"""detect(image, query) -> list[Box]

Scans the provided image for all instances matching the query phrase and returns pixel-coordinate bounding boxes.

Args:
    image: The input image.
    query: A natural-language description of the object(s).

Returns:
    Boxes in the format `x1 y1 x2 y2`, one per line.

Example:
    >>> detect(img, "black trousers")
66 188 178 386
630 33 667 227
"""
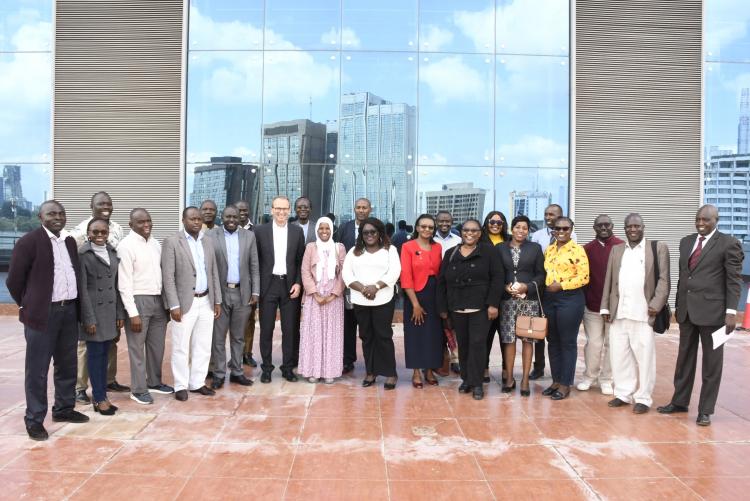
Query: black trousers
533 335 547 371
451 309 491 387
24 302 78 426
259 276 300 373
343 307 358 366
671 320 724 415
354 301 396 377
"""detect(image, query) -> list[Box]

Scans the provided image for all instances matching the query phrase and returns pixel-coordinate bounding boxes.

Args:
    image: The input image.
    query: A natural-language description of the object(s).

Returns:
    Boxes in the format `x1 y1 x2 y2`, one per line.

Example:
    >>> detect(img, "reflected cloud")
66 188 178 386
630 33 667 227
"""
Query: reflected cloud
421 56 489 103
420 25 454 51
705 0 750 56
498 135 568 168
320 27 360 48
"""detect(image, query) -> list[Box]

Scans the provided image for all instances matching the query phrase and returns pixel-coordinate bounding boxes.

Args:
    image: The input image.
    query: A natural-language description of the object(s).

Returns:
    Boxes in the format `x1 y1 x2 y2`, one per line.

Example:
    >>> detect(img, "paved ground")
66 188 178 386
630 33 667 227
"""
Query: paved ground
0 315 748 500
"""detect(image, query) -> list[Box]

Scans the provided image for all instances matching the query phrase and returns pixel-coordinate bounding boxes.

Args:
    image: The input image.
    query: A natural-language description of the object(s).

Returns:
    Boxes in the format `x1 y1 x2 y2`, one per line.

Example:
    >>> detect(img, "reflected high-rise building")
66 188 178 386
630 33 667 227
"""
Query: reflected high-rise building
261 119 327 220
2 165 31 211
704 87 750 239
190 156 259 220
333 92 416 224
510 190 552 229
322 120 338 216
422 182 486 222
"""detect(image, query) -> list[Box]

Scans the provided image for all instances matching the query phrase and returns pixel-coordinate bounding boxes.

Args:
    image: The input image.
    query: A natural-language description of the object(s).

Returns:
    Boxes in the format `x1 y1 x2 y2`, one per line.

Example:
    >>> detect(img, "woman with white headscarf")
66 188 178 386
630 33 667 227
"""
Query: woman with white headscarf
298 217 347 383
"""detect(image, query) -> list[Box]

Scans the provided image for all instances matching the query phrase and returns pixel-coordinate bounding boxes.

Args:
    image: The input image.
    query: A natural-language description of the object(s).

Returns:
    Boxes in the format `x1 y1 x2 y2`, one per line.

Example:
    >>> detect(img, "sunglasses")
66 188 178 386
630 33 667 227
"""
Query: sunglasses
554 226 572 232
462 228 481 233
361 229 378 236
488 219 503 225
89 230 109 236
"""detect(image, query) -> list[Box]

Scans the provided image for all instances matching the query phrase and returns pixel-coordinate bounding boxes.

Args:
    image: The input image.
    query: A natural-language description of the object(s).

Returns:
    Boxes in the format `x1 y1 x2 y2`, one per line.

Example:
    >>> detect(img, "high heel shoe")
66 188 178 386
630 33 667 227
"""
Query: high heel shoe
362 375 376 387
501 378 516 393
520 378 530 397
384 377 397 390
93 401 116 416
550 385 571 400
412 377 423 389
542 383 559 396
423 369 438 386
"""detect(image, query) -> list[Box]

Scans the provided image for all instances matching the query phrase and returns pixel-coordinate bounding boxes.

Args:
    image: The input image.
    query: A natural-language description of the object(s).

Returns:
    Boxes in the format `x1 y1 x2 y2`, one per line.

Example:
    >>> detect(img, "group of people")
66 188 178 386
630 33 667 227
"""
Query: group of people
7 191 742 441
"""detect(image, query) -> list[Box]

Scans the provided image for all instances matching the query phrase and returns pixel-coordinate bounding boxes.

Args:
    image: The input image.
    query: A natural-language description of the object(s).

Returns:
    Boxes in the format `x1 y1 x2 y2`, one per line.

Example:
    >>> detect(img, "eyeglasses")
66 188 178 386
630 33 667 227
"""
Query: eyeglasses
361 229 378 236
418 225 435 230
488 219 503 226
89 230 108 236
462 228 481 233
272 206 290 211
554 226 572 232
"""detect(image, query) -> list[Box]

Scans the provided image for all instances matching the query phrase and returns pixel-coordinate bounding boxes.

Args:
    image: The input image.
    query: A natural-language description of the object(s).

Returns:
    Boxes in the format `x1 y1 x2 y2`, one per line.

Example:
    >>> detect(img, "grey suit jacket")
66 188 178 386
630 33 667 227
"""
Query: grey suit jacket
209 227 260 305
600 239 670 326
675 231 743 326
293 219 317 244
161 230 221 315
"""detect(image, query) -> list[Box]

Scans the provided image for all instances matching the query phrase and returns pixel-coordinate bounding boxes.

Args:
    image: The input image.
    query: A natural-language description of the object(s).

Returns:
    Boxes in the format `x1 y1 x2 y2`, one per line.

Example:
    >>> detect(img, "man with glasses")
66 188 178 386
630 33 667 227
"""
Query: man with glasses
579 215 622 395
530 204 577 380
254 196 306 383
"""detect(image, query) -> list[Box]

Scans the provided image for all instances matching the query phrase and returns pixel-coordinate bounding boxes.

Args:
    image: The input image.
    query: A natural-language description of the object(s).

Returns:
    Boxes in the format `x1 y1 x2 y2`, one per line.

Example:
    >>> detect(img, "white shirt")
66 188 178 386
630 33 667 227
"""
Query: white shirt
272 222 288 275
185 230 208 295
531 226 578 253
435 231 461 257
342 246 401 306
71 217 124 250
117 231 163 317
299 221 310 241
615 239 649 322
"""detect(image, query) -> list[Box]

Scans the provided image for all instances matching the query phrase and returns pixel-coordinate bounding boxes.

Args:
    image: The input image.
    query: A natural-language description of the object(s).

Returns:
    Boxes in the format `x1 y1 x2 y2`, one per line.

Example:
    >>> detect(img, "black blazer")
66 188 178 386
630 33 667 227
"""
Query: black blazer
676 231 743 326
6 227 81 331
498 241 546 300
254 222 306 296
334 220 357 252
437 242 504 313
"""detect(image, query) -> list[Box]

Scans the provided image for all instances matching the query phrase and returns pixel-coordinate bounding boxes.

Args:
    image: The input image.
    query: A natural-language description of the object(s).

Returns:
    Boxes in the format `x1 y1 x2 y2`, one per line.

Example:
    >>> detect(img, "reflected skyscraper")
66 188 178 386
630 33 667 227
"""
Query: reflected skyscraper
2 165 31 211
190 156 259 218
334 92 416 224
510 190 552 227
423 183 486 222
261 119 327 220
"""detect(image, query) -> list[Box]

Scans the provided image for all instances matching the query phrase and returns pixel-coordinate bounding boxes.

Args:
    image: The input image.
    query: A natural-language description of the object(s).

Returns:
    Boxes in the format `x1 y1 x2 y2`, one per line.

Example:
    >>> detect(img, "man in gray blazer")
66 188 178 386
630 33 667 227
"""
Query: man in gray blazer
208 205 260 389
658 205 743 426
162 206 222 401
600 214 670 414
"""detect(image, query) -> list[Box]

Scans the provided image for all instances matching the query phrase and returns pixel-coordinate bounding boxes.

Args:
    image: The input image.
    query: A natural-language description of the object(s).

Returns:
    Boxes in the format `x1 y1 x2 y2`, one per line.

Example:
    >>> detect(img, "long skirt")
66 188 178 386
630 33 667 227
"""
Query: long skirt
298 288 345 379
403 276 443 369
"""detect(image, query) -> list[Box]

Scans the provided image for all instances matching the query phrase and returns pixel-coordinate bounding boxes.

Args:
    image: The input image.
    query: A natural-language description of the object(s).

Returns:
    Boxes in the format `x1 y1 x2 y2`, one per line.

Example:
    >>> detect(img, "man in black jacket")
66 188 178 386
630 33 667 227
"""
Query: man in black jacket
6 201 90 440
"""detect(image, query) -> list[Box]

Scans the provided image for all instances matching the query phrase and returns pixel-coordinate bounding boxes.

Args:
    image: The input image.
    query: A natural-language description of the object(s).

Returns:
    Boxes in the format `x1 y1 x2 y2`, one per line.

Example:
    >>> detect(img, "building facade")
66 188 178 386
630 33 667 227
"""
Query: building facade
423 183 487 223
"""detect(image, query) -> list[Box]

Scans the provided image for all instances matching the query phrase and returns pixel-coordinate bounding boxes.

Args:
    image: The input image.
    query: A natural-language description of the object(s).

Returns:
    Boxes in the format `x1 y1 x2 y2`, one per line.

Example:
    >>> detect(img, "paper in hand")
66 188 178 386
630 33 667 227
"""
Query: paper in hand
711 325 736 350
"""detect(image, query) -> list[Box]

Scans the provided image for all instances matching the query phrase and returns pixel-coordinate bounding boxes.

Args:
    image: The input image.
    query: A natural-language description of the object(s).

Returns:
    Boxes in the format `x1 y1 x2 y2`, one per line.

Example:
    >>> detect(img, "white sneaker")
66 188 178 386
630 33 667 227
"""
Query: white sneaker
600 382 614 395
576 379 594 391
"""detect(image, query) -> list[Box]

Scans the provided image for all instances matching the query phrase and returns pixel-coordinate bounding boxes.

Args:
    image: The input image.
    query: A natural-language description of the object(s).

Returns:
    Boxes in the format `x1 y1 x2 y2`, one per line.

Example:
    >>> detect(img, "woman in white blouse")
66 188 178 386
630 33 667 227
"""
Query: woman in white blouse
342 217 402 390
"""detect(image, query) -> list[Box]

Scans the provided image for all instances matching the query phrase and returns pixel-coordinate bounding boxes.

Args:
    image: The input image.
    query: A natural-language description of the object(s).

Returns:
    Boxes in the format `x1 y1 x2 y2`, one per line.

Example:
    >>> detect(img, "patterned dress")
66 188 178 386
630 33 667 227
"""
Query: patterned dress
298 249 345 379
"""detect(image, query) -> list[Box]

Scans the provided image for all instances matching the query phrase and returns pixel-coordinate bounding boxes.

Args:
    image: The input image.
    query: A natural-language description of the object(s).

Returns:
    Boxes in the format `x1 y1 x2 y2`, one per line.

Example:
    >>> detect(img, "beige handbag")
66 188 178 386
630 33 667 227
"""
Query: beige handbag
514 282 548 340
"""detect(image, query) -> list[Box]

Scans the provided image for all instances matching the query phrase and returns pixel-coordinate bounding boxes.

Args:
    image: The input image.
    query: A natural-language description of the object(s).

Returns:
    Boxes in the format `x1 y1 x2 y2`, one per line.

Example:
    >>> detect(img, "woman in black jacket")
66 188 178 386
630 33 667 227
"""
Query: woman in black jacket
437 218 504 400
498 215 546 396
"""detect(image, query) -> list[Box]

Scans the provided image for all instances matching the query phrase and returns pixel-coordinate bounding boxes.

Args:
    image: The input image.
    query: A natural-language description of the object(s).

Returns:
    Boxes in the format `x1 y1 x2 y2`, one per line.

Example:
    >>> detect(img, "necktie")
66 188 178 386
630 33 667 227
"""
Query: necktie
688 236 705 270
549 231 555 245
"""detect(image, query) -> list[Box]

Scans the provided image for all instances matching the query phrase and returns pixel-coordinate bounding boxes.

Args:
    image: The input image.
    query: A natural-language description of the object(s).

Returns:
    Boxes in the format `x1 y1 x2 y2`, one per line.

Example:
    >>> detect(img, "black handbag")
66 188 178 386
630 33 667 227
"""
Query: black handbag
651 240 671 334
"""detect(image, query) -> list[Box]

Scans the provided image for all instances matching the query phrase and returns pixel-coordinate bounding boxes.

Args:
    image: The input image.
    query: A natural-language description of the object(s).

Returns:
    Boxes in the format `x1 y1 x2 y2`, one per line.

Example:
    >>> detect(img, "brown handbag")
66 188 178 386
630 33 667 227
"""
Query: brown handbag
515 282 548 340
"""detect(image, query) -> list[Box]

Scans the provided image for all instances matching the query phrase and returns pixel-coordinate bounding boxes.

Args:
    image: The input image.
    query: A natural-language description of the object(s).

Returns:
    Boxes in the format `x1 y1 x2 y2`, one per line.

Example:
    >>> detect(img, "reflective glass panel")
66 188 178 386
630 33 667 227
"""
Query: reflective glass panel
416 166 494 221
342 0 417 51
0 0 52 52
419 0 495 53
496 0 568 56
494 167 568 229
189 0 264 50
705 0 750 63
265 0 340 51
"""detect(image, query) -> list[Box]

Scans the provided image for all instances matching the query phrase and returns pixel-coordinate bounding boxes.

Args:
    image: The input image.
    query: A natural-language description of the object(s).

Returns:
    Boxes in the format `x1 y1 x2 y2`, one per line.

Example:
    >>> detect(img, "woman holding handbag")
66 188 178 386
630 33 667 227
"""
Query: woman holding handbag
498 215 546 396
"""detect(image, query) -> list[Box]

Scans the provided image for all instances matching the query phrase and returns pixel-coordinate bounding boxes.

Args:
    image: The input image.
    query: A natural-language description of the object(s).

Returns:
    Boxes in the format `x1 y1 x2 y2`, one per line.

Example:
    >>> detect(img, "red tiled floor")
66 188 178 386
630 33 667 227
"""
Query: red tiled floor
2 319 750 499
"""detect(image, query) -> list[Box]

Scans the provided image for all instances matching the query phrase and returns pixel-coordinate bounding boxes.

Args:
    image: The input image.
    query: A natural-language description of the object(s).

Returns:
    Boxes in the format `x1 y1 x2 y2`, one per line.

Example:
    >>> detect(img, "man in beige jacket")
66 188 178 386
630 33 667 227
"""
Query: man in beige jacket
600 213 670 414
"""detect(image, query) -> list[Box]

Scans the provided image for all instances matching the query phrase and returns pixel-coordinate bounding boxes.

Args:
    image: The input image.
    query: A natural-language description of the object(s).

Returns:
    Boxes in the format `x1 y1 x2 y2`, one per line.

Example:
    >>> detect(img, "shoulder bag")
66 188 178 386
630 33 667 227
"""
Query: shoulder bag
651 240 671 334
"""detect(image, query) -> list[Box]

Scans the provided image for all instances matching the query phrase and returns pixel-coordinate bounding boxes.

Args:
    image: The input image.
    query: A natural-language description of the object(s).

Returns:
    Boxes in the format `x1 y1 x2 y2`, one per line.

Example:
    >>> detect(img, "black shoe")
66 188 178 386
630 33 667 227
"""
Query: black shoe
450 363 460 375
282 371 298 382
75 390 91 404
210 376 224 390
52 409 90 423
243 354 258 367
106 381 130 393
362 375 376 387
657 403 689 414
189 385 216 396
696 413 711 426
608 398 629 408
458 383 472 394
472 387 484 400
230 374 254 386
550 388 570 400
520 388 530 397
26 422 48 441
384 377 397 390
483 376 491 383
501 378 516 393
175 389 188 401
541 384 559 396
93 401 117 416
260 371 272 384
529 368 544 380
147 384 174 394
633 403 650 414
342 364 355 375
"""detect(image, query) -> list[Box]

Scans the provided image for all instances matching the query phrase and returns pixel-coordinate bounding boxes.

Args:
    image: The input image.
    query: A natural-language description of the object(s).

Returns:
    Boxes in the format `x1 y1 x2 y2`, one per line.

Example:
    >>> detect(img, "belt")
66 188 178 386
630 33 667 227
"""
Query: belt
194 290 209 298
227 283 240 289
51 298 77 306
272 274 287 279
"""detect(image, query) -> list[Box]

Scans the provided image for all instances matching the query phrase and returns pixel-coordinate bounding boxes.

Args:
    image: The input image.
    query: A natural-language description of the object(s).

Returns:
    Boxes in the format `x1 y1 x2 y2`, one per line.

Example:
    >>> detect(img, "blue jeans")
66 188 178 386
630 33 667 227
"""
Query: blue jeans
544 289 585 386
86 340 111 403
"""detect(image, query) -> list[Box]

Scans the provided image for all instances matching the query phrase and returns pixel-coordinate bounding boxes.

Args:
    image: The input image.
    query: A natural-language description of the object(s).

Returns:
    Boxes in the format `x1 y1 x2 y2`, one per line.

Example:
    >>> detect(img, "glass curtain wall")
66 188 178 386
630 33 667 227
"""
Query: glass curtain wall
186 0 570 229
704 0 750 240
0 0 53 277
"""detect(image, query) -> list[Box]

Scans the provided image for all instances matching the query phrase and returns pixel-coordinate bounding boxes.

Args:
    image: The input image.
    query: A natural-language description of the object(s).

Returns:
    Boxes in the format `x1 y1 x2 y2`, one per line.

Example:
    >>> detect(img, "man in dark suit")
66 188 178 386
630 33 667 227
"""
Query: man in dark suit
334 197 372 373
7 200 90 440
254 196 306 383
293 196 316 244
208 205 259 389
657 205 743 426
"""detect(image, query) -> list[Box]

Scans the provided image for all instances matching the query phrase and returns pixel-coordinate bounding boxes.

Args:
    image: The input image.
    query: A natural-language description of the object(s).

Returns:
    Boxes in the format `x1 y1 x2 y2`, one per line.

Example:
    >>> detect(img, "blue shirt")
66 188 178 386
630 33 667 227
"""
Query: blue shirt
184 230 208 294
224 228 240 284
